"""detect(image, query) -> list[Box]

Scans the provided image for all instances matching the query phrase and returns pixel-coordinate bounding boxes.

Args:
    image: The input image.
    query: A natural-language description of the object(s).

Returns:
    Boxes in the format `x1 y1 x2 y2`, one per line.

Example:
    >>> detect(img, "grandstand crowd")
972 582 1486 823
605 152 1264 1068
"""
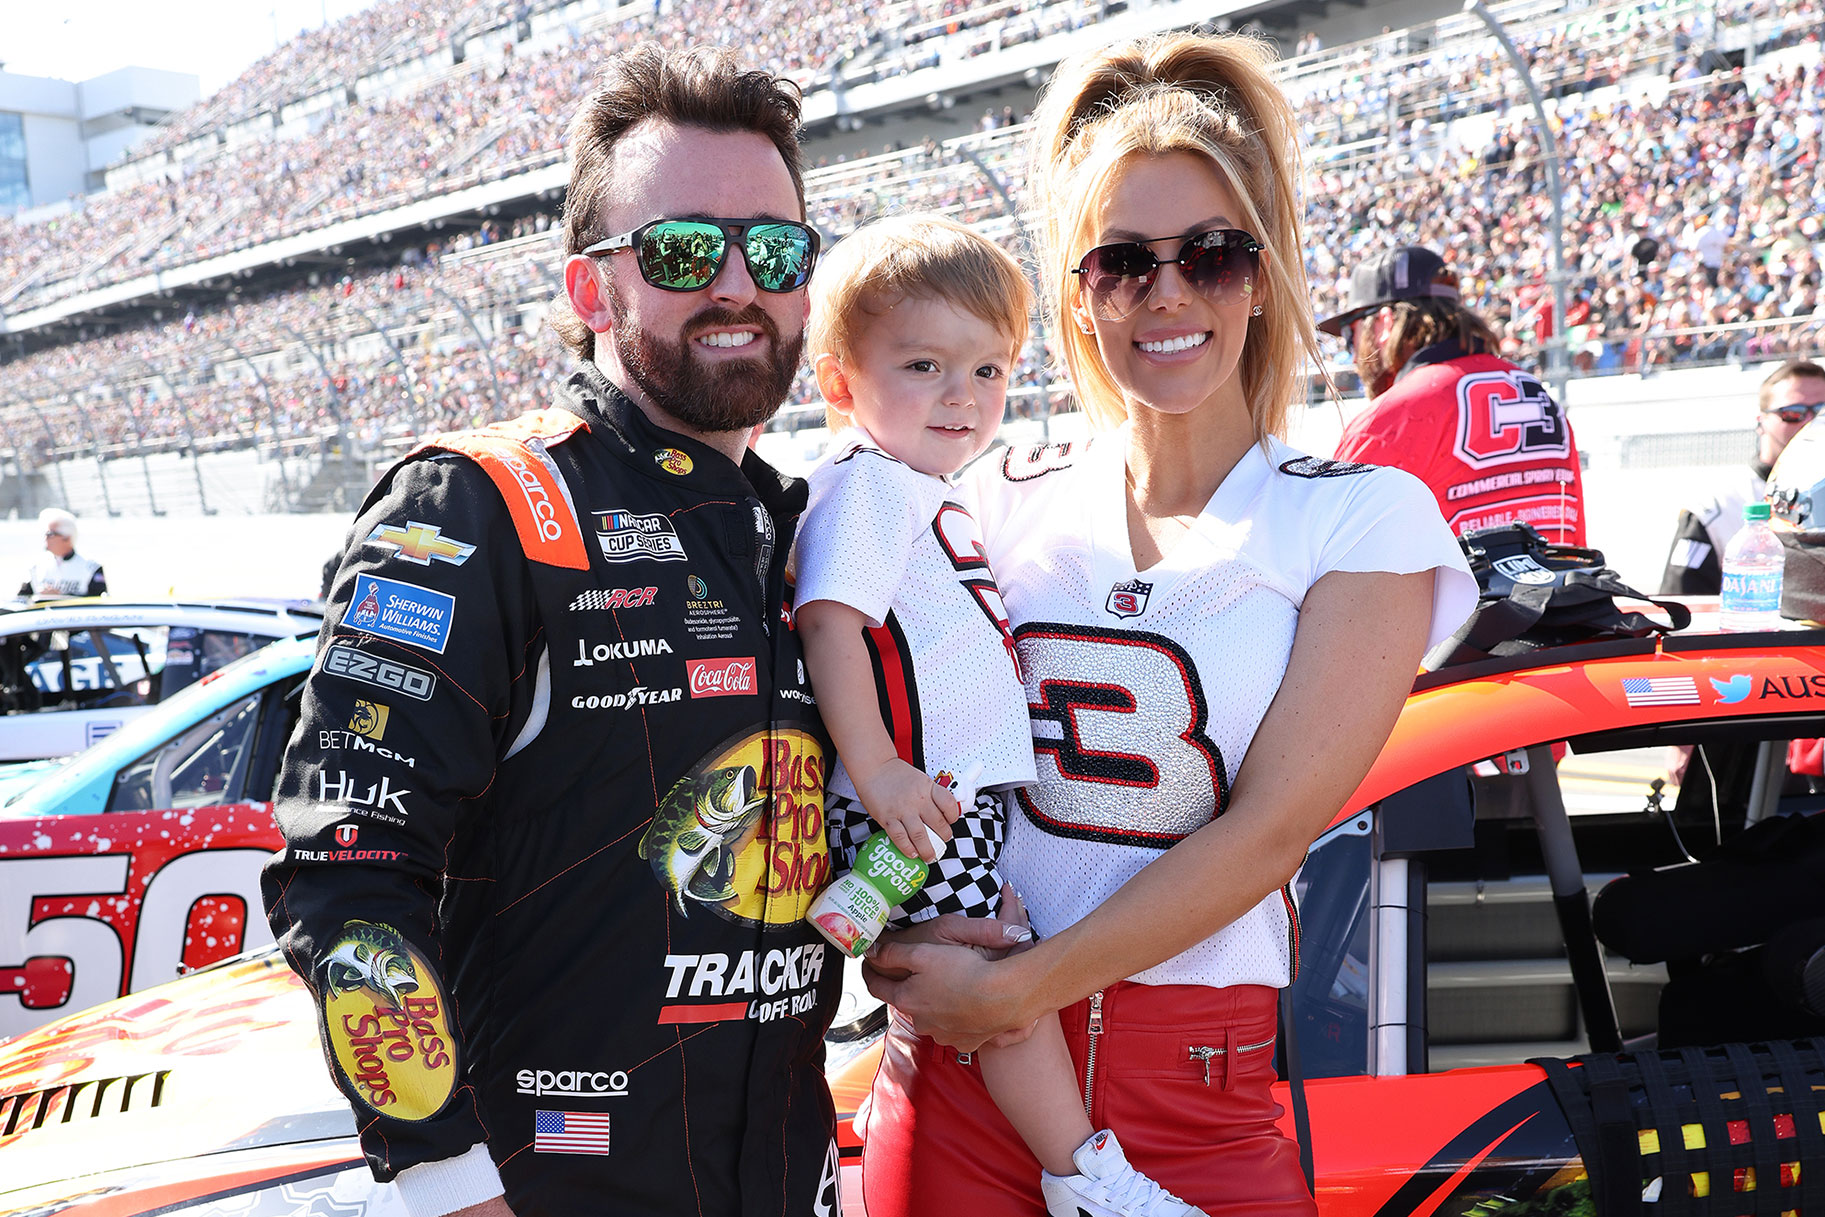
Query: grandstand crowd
2 0 1823 469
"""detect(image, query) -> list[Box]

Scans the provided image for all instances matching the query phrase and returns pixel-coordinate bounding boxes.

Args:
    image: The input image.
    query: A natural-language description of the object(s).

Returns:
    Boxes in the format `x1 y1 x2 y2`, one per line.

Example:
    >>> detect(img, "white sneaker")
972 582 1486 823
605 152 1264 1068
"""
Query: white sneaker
1040 1130 1211 1217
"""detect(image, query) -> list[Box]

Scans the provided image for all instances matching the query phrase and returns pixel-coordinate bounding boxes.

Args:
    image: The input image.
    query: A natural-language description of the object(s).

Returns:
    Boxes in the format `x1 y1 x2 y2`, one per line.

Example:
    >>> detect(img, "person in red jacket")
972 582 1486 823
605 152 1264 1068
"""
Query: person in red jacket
1321 246 1587 545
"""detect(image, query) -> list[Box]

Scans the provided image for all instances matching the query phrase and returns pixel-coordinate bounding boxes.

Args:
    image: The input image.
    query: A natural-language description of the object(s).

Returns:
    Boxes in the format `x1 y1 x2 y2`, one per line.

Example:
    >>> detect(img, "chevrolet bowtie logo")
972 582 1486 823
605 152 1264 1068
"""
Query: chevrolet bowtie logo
367 521 477 567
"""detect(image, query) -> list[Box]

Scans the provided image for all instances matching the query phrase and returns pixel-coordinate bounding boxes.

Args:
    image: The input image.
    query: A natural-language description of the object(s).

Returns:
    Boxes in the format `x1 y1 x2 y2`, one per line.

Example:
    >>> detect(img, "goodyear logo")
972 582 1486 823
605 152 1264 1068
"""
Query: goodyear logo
322 921 457 1121
638 726 828 927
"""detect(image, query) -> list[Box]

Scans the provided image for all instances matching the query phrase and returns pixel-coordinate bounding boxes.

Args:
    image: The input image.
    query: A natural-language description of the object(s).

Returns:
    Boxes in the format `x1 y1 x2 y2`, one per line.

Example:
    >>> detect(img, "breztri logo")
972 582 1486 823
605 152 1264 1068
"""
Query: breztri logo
516 1068 630 1099
323 644 436 701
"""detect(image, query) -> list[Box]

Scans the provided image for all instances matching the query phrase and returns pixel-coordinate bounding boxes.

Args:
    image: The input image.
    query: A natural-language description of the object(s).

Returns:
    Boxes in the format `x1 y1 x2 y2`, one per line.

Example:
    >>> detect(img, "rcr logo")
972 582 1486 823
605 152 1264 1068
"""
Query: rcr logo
515 1068 630 1098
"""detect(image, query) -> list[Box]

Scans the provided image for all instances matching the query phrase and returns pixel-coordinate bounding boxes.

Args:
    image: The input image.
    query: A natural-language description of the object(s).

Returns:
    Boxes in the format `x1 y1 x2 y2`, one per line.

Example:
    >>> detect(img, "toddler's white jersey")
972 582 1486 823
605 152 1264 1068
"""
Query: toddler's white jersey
796 431 1037 802
968 430 1476 989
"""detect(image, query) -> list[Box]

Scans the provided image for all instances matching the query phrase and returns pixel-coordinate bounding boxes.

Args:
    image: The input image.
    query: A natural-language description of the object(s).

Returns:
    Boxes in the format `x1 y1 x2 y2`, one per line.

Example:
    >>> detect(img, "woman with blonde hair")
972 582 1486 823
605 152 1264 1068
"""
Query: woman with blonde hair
861 33 1476 1217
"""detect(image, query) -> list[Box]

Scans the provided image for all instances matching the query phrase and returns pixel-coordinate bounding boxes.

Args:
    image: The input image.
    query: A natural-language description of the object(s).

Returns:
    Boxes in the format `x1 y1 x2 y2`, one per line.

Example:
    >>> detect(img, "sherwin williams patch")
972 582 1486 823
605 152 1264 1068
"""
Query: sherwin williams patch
347 574 455 654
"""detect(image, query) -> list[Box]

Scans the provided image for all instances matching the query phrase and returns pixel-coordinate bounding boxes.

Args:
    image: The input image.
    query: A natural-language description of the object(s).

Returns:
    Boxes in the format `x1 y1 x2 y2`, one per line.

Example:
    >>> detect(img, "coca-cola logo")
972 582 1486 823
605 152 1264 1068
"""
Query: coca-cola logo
687 657 756 699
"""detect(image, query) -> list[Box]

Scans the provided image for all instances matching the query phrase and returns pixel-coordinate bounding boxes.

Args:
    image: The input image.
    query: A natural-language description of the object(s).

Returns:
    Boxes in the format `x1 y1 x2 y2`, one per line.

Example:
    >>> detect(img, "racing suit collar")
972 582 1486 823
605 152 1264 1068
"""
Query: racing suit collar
559 364 807 517
1395 336 1479 383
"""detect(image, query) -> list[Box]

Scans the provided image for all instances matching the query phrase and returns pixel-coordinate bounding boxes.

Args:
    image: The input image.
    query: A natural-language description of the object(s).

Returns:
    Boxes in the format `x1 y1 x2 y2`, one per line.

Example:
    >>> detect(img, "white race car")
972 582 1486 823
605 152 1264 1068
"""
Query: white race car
0 598 323 763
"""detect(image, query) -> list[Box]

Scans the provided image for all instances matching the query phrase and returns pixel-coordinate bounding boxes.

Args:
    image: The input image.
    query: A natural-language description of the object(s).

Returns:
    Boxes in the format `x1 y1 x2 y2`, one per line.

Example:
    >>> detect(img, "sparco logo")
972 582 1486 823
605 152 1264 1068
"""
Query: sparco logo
505 450 565 542
516 1068 630 1098
687 657 757 698
323 644 436 701
571 686 682 710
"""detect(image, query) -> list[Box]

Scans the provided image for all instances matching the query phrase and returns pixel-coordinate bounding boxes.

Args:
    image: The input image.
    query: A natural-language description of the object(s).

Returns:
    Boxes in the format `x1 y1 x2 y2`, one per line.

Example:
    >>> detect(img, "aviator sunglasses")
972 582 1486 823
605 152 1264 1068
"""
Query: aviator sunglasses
582 217 820 294
1072 228 1263 322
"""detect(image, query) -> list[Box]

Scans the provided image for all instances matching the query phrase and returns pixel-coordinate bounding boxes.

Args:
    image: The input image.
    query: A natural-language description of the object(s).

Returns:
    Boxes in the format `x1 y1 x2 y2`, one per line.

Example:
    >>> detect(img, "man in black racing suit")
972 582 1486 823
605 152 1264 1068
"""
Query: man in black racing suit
263 47 841 1217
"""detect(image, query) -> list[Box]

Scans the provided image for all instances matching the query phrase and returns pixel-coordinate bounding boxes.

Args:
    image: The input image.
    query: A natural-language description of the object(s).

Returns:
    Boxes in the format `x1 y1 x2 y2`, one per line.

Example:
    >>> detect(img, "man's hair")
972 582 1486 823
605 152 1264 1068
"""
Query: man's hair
37 507 76 540
1362 296 1503 389
809 215 1032 430
551 46 807 361
1760 359 1825 410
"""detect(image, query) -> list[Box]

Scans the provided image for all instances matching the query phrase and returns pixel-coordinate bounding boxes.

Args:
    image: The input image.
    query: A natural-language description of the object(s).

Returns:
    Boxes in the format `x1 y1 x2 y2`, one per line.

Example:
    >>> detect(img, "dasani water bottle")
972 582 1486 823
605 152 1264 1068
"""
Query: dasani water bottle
1720 502 1784 632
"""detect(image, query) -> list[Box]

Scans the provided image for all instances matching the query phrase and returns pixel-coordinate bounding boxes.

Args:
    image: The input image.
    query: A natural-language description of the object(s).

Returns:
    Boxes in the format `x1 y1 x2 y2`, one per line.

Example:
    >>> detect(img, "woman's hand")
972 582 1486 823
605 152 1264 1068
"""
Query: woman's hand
863 889 1039 1051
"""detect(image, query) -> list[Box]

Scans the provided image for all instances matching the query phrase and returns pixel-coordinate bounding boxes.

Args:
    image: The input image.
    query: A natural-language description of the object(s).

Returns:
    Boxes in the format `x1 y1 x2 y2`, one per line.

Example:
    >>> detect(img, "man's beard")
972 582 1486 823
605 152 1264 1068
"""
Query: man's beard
1354 327 1397 399
605 280 803 434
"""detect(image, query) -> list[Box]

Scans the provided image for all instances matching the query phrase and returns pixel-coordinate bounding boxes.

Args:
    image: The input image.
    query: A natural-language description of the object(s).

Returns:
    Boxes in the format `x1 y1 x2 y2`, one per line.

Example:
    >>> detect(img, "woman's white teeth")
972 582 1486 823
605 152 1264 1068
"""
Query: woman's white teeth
700 331 756 348
1138 332 1210 354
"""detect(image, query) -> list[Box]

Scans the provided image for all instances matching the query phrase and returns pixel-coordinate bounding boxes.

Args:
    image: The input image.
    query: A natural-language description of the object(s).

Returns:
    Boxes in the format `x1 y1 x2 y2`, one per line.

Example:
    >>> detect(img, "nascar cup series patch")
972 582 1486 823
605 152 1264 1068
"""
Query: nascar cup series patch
321 921 458 1121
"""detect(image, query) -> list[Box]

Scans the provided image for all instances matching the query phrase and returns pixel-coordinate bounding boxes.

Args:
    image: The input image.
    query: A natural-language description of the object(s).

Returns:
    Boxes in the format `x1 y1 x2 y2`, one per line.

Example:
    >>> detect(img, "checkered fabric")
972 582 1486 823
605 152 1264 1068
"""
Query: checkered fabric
828 790 1007 927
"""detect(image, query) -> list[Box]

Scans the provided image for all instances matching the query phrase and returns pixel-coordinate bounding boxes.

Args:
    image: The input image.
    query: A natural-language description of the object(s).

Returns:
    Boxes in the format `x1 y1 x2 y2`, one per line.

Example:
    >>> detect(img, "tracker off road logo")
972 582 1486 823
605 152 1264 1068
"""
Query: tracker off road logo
638 725 828 926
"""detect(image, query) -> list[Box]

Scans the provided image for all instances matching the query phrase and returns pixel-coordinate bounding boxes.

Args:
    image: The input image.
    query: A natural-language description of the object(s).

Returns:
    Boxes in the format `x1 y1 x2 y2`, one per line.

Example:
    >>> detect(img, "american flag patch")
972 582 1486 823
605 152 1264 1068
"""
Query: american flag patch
1622 677 1701 707
534 1110 610 1155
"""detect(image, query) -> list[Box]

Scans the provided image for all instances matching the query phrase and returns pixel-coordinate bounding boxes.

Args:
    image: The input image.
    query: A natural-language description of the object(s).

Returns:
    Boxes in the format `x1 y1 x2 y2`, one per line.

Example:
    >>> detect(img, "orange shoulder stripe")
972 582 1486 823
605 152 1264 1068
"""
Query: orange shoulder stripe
413 410 592 570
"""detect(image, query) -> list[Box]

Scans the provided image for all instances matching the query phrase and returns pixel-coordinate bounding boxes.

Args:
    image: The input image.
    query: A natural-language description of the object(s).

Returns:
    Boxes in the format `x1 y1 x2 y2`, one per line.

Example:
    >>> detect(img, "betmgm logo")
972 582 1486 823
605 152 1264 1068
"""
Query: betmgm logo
516 1068 630 1099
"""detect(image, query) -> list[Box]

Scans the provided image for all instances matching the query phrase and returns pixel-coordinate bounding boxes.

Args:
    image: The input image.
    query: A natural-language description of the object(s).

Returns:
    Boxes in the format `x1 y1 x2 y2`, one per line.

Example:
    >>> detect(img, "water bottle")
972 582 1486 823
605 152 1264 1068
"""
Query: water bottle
1720 502 1784 632
805 824 947 958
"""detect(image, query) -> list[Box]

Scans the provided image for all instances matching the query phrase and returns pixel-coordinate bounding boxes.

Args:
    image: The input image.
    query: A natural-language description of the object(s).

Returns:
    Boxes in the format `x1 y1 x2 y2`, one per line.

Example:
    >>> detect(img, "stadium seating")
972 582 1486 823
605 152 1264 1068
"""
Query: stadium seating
1 0 1821 490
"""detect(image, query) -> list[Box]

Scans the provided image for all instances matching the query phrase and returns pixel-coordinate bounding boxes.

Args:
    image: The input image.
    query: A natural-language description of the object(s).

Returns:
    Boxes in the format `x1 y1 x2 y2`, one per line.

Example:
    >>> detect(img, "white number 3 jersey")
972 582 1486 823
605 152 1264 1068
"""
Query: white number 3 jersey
967 430 1476 989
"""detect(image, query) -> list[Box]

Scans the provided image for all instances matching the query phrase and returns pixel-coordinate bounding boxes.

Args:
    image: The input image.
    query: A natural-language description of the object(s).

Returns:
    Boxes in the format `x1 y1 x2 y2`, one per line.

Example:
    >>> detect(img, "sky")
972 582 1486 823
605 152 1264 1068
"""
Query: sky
1 0 384 93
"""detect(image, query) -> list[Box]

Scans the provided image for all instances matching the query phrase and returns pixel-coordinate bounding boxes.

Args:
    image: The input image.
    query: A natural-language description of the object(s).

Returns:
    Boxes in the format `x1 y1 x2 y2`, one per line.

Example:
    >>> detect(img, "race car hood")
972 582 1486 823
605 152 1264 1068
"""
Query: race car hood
0 950 359 1206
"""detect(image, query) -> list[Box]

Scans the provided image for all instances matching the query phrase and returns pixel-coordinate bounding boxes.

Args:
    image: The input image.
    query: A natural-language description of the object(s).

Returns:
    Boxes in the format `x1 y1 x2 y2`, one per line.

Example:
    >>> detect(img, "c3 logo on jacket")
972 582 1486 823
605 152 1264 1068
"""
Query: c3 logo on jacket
639 726 829 926
321 921 458 1121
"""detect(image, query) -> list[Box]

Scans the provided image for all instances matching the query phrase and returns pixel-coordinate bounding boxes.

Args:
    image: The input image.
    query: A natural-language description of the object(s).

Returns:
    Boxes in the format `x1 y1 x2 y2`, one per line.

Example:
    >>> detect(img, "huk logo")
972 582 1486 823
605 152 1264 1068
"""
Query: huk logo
367 521 477 567
1105 579 1153 619
335 824 360 848
1711 674 1752 704
654 448 694 476
350 700 389 740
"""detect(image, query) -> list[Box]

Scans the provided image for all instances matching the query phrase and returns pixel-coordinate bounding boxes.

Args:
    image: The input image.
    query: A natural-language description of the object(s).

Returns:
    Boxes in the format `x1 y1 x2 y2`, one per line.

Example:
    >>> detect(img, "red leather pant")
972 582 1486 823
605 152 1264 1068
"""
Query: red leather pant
859 982 1317 1217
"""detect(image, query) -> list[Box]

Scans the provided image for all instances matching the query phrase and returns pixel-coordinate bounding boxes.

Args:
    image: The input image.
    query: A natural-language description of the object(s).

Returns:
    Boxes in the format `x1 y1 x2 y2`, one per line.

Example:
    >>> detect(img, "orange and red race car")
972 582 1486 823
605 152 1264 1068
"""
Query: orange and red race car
2 612 1821 1216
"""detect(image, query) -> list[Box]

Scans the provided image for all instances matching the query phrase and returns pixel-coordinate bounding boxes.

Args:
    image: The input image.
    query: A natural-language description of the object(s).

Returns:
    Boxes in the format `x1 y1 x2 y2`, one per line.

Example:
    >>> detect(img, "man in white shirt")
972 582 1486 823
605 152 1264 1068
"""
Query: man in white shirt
17 508 107 599
1659 360 1825 594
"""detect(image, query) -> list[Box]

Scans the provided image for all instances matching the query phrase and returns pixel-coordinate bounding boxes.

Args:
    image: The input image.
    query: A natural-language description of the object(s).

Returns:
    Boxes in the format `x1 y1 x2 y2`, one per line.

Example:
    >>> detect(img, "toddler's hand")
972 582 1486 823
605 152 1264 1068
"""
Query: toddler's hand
855 758 960 863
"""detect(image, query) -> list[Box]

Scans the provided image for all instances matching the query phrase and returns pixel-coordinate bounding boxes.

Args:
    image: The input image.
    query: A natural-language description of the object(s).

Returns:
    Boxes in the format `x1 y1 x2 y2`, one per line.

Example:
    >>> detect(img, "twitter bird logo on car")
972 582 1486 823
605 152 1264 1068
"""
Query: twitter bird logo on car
1710 674 1752 704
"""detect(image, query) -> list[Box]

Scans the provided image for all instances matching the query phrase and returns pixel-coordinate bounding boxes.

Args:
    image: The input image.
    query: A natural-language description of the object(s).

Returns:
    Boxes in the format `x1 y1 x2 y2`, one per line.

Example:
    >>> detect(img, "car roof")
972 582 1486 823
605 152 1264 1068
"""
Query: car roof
0 598 324 638
2 635 318 819
1335 617 1825 827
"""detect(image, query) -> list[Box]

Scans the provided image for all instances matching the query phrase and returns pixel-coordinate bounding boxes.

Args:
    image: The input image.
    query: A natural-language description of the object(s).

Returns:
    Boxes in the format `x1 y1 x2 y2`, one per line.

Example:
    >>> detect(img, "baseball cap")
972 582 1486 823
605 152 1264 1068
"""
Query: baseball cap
1316 245 1462 336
